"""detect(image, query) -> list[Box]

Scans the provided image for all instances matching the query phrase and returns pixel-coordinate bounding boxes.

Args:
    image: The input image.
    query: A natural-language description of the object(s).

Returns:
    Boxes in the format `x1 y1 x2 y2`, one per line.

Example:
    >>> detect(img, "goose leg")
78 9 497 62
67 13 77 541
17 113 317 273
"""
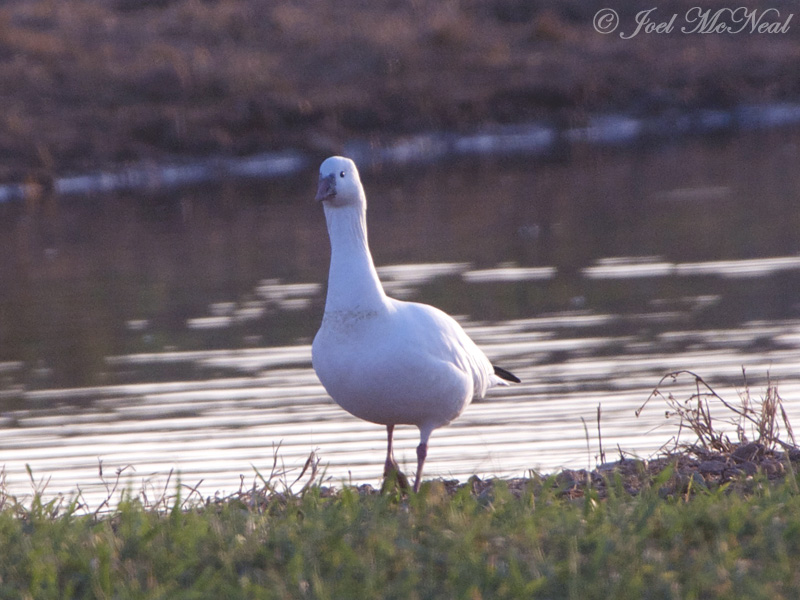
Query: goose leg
382 425 409 491
412 441 428 493
384 424 399 475
413 427 435 493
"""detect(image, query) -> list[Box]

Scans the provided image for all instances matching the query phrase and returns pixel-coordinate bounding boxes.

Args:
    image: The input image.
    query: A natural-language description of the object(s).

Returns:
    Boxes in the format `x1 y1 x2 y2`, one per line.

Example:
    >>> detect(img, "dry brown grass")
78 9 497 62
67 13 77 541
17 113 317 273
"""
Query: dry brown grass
0 442 326 519
3 369 798 516
1 0 799 182
638 369 796 454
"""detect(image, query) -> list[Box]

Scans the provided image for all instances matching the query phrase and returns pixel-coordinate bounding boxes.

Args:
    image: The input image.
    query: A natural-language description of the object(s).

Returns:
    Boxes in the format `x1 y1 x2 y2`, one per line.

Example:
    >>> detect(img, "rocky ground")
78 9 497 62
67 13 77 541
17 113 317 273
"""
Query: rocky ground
218 372 800 506
219 441 800 509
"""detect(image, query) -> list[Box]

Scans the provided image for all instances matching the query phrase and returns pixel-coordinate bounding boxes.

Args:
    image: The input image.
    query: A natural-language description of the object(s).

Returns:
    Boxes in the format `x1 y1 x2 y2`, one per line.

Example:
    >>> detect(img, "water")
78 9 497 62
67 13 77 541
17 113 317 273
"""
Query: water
2 128 800 507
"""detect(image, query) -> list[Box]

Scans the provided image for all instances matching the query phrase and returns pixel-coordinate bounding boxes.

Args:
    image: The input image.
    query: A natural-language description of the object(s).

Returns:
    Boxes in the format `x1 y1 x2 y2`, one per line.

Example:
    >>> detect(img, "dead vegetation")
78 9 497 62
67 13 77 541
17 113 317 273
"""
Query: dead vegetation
434 369 800 502
547 369 800 501
3 369 799 517
638 368 796 454
0 440 326 519
1 0 800 183
199 369 800 505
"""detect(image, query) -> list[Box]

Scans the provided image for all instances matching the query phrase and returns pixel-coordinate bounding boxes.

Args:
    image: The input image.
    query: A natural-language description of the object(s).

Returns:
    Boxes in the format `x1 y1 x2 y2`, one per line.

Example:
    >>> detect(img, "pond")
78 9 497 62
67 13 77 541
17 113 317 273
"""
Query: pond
2 127 800 506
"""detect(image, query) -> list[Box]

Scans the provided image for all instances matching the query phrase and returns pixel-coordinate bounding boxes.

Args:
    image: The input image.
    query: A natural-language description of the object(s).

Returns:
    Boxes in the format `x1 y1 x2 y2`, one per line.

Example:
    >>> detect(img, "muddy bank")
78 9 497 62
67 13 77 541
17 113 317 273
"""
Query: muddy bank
213 442 800 512
1 0 799 185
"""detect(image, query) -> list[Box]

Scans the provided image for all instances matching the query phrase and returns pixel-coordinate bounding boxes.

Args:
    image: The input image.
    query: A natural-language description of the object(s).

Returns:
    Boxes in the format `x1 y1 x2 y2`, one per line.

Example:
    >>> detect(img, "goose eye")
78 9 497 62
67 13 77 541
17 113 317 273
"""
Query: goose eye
339 171 346 178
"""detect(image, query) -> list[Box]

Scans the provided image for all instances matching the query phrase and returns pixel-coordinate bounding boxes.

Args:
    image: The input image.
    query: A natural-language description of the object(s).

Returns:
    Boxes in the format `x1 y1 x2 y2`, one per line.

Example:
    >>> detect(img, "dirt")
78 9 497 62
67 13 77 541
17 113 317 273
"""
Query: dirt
378 442 800 500
1 0 799 185
205 442 800 512
534 441 800 500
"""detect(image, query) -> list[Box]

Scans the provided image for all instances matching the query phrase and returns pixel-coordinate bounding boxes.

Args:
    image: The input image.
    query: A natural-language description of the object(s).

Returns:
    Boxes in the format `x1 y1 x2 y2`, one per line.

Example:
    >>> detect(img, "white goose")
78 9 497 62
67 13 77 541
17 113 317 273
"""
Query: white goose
311 156 519 492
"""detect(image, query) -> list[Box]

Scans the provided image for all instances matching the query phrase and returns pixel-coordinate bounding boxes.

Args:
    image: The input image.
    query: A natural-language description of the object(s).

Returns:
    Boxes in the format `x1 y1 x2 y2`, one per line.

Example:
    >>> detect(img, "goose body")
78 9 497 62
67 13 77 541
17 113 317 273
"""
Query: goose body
311 156 519 491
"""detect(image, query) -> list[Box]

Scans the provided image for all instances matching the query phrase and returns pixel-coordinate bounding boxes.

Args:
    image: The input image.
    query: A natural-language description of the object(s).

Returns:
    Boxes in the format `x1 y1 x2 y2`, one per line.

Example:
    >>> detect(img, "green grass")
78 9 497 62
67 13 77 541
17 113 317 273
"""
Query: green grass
2 473 800 599
3 374 798 598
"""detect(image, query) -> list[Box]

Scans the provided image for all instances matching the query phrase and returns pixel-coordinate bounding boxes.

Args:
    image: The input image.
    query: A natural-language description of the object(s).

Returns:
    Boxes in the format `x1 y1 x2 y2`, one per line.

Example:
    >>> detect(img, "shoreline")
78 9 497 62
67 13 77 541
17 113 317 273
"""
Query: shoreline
3 101 800 202
3 440 799 515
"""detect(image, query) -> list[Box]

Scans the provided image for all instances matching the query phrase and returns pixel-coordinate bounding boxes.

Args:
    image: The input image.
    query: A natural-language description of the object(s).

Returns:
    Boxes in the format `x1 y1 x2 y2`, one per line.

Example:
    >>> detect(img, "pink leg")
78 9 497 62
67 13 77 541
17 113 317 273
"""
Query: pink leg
384 424 399 475
383 425 409 490
413 441 428 493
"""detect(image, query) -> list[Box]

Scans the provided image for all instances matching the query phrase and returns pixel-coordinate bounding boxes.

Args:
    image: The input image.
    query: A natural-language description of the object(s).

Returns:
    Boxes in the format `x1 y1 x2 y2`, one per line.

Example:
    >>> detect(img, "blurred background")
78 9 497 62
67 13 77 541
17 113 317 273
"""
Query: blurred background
1 0 800 504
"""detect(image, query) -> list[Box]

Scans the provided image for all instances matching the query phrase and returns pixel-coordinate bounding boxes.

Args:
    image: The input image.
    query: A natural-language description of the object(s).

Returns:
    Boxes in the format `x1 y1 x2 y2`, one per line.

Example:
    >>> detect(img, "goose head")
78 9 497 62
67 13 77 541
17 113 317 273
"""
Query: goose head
315 156 365 208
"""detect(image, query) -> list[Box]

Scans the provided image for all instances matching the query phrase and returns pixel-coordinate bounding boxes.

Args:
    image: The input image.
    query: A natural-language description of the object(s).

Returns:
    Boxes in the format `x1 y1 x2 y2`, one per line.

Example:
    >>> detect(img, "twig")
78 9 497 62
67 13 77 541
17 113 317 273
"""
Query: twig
180 480 205 509
94 461 134 517
596 404 606 465
639 369 798 455
580 417 591 471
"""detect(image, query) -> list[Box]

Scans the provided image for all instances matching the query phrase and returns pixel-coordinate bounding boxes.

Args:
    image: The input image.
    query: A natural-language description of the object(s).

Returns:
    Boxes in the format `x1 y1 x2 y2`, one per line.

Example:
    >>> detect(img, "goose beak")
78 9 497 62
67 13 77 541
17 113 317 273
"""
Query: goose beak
315 173 336 202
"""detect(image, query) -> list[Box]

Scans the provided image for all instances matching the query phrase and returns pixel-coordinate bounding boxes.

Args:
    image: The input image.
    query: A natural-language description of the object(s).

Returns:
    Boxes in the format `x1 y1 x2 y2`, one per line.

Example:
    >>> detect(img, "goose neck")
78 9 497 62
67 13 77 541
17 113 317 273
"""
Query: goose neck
323 204 387 312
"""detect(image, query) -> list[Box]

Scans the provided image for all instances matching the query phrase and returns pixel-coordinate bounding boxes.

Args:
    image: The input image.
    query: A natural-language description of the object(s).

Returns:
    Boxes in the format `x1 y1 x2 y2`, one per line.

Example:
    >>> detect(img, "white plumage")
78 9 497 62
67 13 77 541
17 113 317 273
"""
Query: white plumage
311 156 519 492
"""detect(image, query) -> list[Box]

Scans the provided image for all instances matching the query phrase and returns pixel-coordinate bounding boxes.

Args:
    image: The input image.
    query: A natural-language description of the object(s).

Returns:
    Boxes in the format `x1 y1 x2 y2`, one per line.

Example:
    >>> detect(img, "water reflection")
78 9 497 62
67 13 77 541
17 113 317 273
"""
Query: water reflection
2 129 800 505
584 255 800 279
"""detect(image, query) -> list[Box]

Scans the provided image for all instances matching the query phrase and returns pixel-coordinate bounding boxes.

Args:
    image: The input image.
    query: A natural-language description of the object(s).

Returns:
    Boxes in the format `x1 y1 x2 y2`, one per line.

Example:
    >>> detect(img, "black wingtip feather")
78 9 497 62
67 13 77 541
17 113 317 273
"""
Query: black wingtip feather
493 365 520 383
